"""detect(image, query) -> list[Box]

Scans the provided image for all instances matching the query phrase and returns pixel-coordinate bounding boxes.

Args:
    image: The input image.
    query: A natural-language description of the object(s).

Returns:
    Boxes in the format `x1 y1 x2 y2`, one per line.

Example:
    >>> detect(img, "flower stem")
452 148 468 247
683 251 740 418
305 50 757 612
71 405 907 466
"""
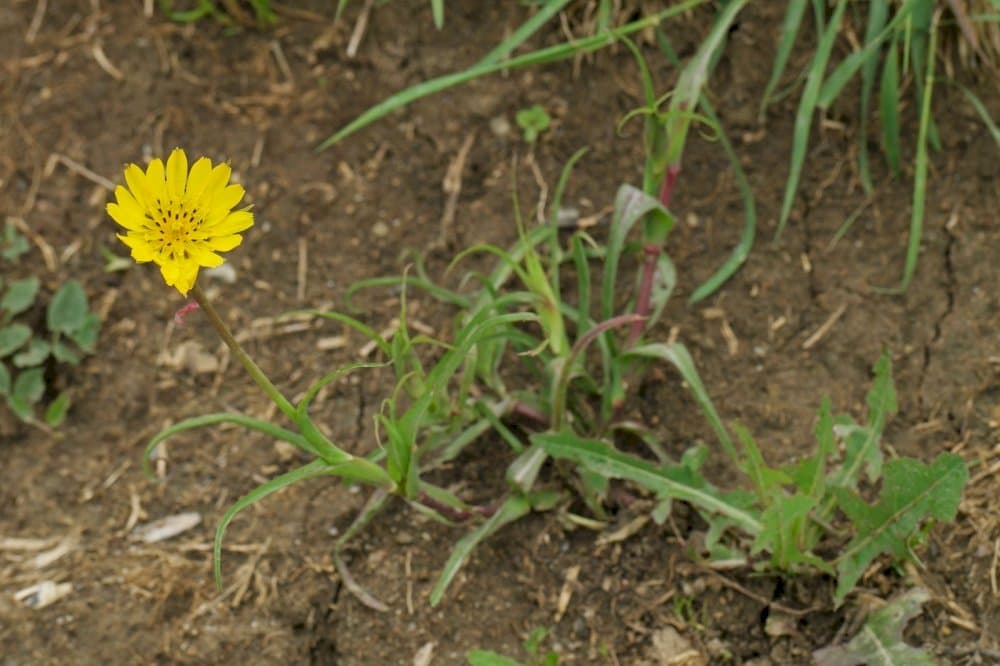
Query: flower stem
191 284 297 421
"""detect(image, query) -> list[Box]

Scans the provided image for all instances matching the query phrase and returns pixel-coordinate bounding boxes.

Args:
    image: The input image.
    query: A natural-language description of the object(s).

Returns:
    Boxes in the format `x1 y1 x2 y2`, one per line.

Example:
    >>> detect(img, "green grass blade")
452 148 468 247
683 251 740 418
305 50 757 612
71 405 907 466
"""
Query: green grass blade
143 413 313 479
535 432 762 534
429 494 532 606
774 0 848 241
758 0 808 120
879 37 903 175
430 0 444 29
655 29 755 303
476 0 574 67
310 310 393 357
886 11 938 293
297 361 385 418
317 1 708 150
952 81 1000 147
858 0 890 193
214 459 332 589
345 275 471 310
624 343 738 466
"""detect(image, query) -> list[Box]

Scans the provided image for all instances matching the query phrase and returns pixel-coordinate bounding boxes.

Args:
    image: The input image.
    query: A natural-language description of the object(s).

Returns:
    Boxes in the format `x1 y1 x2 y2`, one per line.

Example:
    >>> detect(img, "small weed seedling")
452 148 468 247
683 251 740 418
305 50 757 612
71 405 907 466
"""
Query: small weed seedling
0 275 100 426
515 105 551 144
467 627 559 666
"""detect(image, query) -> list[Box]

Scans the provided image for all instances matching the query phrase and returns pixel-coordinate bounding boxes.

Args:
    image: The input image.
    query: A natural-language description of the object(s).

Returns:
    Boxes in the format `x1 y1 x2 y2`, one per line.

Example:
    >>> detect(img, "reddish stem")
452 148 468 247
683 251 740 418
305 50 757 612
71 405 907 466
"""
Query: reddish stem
659 163 680 208
628 244 662 346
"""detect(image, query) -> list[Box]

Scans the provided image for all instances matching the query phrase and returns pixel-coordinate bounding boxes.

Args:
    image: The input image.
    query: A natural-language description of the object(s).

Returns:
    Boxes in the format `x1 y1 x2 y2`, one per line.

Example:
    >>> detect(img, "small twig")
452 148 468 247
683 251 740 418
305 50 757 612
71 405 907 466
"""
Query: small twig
297 237 308 302
332 550 388 612
91 40 125 80
346 0 376 58
25 0 47 43
705 568 821 618
45 153 116 191
802 303 847 350
269 40 294 86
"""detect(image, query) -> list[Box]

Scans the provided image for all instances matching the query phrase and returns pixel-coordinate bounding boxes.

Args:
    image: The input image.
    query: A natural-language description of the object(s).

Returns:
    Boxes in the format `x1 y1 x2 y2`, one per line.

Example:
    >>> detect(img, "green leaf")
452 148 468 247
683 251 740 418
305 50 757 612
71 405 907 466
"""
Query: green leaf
775 0 848 240
1 221 30 262
515 105 551 143
13 339 50 368
466 651 523 666
753 492 832 573
430 494 532 606
47 281 89 334
68 312 100 352
12 367 45 404
758 0 807 119
0 361 9 394
6 394 33 421
832 352 896 490
51 340 81 365
1 277 39 317
833 453 967 605
813 588 938 665
214 459 334 589
880 37 902 175
0 324 32 357
44 392 70 427
535 432 762 535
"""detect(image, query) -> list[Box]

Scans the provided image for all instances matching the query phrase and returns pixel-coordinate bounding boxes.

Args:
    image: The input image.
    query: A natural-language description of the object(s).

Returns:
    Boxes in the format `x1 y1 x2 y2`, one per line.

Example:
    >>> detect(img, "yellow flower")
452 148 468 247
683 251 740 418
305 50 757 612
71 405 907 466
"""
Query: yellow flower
107 148 253 295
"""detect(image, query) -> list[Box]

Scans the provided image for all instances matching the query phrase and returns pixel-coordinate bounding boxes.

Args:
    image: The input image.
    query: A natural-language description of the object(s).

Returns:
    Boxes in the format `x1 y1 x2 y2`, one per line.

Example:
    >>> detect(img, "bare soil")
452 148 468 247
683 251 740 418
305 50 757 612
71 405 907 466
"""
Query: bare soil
1 1 998 664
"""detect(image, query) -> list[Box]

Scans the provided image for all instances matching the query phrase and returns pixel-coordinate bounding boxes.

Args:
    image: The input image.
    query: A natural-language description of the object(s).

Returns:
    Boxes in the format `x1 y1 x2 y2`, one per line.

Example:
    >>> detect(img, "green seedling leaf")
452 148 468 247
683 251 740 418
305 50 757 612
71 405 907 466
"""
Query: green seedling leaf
1 277 39 317
467 652 523 666
67 313 101 353
0 362 9 394
13 367 45 405
51 340 81 365
47 280 89 334
753 492 832 573
44 392 70 427
813 588 938 665
834 453 967 605
13 339 49 368
535 432 762 535
1 221 30 262
430 494 532 606
0 324 32 357
515 105 551 143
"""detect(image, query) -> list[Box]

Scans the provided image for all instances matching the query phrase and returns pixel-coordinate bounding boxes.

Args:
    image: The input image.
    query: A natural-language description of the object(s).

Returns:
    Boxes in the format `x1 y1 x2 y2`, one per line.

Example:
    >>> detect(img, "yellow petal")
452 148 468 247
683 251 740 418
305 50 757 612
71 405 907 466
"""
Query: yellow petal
166 148 188 199
123 163 154 210
175 262 199 295
188 243 224 268
117 233 155 262
206 234 242 252
186 157 213 200
204 162 233 198
145 158 165 189
160 260 180 286
207 210 254 235
210 183 245 215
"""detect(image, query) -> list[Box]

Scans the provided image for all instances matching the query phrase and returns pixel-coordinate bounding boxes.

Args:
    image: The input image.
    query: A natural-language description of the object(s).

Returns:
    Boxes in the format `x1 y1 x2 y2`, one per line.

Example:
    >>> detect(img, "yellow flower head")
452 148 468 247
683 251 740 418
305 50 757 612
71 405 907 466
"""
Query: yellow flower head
107 148 253 295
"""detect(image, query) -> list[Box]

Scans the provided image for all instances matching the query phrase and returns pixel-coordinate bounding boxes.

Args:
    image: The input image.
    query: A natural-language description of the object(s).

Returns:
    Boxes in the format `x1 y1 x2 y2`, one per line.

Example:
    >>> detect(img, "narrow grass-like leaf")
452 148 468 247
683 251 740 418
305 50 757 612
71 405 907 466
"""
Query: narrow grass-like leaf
952 81 1000 147
317 1 708 150
758 0 808 120
214 459 332 589
858 0 890 193
310 310 393 356
476 0 574 67
430 0 444 29
345 276 470 310
623 342 738 467
535 432 762 534
142 413 313 478
881 13 938 293
833 453 967 605
775 0 848 241
880 37 903 175
430 494 532 606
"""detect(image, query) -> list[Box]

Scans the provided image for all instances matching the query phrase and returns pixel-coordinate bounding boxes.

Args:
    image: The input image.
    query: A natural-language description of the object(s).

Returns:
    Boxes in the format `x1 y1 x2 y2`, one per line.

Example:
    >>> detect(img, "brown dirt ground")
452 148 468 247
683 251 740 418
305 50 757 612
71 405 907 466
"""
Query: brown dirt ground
1 1 998 664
